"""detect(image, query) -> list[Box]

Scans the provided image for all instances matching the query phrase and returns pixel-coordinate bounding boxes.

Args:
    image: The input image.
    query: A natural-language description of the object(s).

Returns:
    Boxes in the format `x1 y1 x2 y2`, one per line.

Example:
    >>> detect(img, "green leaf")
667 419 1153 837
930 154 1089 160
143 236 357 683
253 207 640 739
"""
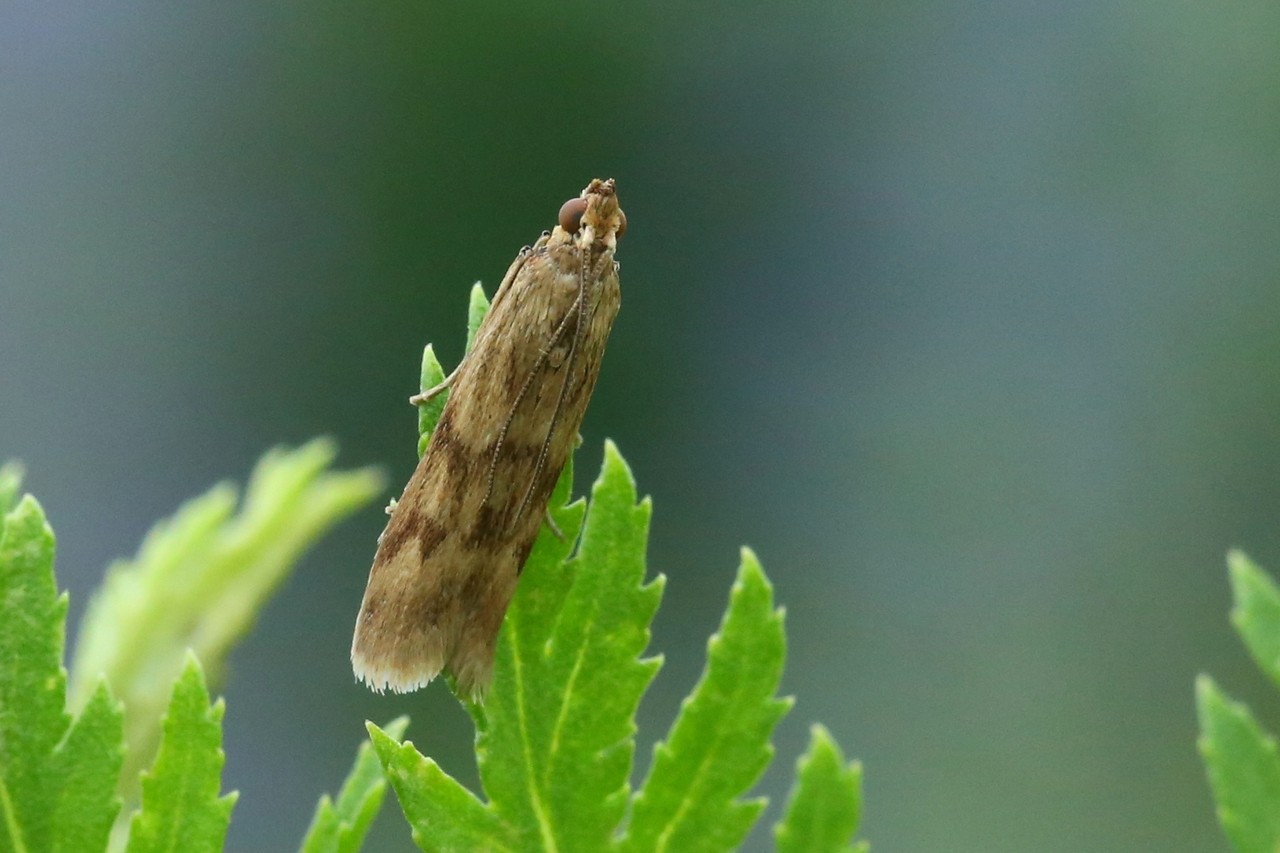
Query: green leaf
0 493 68 852
0 492 125 853
1197 674 1280 853
477 440 663 851
68 439 383 796
1228 549 1280 690
125 654 236 853
301 717 410 853
368 722 515 853
619 549 792 853
51 682 126 853
774 725 867 853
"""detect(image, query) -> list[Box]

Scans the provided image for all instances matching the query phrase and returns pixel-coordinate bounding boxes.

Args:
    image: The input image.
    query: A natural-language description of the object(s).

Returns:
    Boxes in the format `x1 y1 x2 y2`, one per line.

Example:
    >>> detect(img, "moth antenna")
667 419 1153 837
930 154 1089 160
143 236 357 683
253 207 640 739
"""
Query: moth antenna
510 254 590 528
482 288 582 517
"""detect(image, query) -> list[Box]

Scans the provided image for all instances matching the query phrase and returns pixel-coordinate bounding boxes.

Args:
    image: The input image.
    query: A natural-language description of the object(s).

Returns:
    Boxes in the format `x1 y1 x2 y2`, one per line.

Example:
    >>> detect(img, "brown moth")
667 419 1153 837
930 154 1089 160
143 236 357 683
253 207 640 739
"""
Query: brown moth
351 178 625 699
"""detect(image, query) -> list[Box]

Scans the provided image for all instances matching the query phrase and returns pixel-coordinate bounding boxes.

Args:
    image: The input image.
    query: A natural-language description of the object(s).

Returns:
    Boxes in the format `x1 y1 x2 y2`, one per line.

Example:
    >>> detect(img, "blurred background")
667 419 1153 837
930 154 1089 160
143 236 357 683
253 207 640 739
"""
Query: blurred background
4 0 1280 849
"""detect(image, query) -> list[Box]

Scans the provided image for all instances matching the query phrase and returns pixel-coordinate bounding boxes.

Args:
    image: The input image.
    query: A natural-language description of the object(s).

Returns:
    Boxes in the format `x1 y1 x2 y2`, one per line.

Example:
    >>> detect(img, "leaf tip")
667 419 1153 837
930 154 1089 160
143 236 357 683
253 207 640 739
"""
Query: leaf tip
365 719 409 756
301 434 341 462
731 548 783 618
466 281 492 351
1227 549 1256 593
0 460 24 513
181 647 205 675
7 492 49 527
736 547 773 591
601 438 634 480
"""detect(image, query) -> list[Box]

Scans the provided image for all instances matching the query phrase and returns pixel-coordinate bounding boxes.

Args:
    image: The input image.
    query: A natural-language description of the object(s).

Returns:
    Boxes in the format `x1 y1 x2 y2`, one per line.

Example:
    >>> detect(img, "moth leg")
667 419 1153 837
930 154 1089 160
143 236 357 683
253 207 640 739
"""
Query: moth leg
410 367 459 406
539 436 580 538
544 510 566 541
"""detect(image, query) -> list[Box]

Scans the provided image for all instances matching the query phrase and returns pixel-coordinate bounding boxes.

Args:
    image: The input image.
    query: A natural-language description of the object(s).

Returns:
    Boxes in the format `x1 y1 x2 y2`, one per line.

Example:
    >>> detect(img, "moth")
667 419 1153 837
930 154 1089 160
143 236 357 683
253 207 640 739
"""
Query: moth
351 178 626 699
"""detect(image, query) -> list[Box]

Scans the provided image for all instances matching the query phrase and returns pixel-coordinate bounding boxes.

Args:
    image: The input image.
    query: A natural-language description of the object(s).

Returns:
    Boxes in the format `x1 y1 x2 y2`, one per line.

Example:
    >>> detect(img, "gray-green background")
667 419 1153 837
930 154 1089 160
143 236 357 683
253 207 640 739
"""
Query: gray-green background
4 1 1279 850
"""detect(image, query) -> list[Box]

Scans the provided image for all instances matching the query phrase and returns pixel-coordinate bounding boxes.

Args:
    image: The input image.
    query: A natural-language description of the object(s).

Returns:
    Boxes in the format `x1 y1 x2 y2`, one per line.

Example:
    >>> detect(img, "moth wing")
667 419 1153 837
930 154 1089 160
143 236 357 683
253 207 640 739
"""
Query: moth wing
350 249 583 696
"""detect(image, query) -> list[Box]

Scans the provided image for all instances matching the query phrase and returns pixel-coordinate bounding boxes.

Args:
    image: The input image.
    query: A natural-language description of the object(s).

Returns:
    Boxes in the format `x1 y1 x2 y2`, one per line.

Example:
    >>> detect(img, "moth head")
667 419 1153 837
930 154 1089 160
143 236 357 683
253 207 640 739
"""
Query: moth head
556 178 626 253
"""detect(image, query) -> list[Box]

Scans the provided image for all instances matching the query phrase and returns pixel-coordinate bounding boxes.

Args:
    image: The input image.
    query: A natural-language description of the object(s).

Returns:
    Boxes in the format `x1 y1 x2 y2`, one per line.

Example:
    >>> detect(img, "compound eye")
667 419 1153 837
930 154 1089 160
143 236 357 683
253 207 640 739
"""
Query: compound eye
558 197 588 233
616 208 627 239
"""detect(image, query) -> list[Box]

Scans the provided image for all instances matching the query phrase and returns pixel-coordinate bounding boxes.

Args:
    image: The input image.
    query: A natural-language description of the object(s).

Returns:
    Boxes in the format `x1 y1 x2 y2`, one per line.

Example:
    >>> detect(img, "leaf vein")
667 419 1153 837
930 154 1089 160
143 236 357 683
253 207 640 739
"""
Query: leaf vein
509 615 559 853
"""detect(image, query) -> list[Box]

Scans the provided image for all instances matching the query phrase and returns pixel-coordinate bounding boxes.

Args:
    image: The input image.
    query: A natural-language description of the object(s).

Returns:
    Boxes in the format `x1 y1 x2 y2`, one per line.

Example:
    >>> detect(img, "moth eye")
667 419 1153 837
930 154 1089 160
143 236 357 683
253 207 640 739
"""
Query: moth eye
616 209 627 238
558 197 588 233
